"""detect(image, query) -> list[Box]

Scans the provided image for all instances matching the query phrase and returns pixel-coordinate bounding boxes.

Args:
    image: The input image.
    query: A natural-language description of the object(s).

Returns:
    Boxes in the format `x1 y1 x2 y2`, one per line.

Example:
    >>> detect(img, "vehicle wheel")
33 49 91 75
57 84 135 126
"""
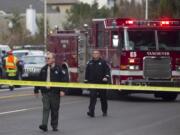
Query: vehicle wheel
160 93 178 101
107 90 121 100
66 88 82 95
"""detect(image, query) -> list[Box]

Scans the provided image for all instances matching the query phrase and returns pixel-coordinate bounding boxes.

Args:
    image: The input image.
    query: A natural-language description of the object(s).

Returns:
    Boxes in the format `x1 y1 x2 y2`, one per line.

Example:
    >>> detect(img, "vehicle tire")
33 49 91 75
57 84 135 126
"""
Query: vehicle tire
158 93 178 101
107 90 121 100
66 88 82 95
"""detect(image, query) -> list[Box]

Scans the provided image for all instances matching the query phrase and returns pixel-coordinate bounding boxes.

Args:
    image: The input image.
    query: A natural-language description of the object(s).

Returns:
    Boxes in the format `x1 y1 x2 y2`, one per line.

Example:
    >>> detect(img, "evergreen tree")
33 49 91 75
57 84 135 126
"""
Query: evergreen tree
63 2 111 29
159 0 174 17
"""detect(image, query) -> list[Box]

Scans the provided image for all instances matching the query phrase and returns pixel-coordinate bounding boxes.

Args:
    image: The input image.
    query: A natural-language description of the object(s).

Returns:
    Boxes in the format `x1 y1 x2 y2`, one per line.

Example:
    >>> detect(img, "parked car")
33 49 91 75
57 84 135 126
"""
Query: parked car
21 55 46 80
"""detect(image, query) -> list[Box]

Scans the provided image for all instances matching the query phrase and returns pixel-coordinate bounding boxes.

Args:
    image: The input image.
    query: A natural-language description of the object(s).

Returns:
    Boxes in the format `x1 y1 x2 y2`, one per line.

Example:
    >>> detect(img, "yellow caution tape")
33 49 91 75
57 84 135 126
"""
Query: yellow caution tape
0 79 180 92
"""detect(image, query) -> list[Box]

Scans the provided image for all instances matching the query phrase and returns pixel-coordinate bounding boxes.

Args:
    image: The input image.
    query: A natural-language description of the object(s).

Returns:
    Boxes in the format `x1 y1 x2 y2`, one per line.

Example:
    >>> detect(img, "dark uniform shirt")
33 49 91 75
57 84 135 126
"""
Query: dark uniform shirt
85 58 110 84
34 64 66 94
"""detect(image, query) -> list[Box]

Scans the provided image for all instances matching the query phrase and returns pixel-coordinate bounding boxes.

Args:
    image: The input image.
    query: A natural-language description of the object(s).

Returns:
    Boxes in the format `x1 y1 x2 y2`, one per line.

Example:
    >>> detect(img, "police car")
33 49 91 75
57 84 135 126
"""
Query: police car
21 55 46 80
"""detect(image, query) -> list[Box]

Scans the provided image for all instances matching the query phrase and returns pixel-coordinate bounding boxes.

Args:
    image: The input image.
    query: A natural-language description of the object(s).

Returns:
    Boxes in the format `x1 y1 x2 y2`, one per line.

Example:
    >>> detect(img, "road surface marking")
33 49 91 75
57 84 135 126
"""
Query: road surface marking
0 93 33 99
0 87 33 92
0 107 40 115
0 99 87 116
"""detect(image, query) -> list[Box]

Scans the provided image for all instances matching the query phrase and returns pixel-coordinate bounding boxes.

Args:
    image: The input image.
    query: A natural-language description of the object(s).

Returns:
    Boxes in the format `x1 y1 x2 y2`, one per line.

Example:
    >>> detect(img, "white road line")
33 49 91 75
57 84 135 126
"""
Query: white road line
0 107 40 116
0 99 86 116
0 87 33 92
0 93 33 99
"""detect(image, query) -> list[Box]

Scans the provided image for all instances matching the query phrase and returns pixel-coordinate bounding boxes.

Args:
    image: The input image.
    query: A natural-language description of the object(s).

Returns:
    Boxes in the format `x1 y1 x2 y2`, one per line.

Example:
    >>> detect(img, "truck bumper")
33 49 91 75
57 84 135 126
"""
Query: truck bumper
123 79 180 87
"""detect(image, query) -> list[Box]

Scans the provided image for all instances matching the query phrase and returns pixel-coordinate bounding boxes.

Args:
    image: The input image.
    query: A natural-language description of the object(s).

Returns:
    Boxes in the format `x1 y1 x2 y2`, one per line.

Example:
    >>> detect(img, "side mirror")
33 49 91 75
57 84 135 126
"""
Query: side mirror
112 35 119 47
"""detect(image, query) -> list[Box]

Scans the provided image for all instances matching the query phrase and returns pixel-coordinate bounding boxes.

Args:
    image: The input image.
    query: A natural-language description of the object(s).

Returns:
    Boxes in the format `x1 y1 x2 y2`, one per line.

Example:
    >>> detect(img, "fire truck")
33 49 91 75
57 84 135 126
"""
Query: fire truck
48 18 180 101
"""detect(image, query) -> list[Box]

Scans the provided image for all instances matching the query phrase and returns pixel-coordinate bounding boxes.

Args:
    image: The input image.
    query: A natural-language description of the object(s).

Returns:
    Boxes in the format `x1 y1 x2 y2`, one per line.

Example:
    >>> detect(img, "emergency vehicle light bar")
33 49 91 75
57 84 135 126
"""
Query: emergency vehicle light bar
161 21 170 25
104 18 180 29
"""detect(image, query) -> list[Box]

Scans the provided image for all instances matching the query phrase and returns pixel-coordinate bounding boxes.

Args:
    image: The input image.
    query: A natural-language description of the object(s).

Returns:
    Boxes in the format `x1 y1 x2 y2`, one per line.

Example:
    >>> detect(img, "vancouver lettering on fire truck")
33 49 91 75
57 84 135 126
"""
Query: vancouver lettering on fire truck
48 18 180 101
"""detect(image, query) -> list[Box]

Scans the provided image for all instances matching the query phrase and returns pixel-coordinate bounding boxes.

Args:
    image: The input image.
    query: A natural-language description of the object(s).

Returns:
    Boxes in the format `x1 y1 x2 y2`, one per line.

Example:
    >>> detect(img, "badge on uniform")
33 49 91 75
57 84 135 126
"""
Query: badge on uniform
55 70 58 74
62 70 66 74
88 62 92 65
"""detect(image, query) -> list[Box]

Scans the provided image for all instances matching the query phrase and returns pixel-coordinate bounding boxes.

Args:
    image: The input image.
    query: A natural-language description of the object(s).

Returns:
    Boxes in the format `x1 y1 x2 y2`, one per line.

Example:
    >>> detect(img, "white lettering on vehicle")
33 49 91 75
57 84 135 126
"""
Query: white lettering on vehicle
147 52 170 56
60 40 69 44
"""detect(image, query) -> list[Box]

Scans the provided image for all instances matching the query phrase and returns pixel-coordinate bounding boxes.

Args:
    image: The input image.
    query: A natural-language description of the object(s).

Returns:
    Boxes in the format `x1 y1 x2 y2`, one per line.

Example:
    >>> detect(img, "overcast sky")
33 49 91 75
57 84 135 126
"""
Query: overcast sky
79 0 107 7
79 0 143 7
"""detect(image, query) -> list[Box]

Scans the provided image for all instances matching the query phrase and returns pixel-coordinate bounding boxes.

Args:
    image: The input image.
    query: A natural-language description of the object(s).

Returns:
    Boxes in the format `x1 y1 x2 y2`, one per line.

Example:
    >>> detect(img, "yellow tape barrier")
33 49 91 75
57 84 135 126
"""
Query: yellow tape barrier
0 79 180 92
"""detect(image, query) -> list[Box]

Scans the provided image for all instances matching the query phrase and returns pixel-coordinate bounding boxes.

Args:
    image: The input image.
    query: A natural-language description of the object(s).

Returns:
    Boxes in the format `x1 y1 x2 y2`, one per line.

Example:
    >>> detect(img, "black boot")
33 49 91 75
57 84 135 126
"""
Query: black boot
87 112 94 117
103 112 107 117
52 127 58 132
9 86 14 91
39 125 47 132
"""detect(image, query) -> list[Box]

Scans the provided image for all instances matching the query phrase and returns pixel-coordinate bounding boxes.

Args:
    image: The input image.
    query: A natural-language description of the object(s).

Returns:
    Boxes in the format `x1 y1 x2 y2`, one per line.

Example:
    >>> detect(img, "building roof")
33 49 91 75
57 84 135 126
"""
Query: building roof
47 0 78 5
0 0 54 14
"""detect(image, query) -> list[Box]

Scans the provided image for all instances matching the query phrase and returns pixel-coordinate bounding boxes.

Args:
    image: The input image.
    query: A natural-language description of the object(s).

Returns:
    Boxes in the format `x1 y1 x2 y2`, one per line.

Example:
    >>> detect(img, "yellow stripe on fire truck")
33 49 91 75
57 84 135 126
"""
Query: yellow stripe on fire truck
0 79 180 92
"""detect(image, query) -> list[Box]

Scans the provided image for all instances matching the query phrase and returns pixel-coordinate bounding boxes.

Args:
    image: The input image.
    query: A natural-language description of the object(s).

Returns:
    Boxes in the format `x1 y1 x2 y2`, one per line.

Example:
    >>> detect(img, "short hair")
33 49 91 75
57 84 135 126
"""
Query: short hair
46 52 56 59
92 50 100 54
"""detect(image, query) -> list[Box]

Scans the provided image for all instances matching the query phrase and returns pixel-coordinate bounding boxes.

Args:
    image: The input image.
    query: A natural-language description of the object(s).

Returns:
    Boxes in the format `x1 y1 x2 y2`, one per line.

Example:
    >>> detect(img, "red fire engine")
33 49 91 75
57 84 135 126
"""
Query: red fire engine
48 18 180 101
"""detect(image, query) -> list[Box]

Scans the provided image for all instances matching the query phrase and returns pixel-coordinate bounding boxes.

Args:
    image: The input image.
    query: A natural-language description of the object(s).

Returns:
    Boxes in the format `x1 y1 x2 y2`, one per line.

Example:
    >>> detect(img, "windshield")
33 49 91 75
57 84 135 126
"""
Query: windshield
126 30 155 51
22 56 45 64
158 31 180 51
13 52 28 59
124 30 180 51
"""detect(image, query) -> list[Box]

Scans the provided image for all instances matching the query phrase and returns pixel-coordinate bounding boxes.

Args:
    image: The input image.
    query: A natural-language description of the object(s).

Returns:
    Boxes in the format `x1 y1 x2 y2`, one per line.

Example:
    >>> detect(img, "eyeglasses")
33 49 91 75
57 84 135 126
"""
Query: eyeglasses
46 57 51 60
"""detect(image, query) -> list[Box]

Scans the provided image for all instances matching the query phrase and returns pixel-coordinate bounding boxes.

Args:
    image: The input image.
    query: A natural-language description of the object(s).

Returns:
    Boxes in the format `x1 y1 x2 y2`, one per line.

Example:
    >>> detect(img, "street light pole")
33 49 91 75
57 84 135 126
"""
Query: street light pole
113 0 116 17
83 24 88 64
145 0 148 20
44 0 47 52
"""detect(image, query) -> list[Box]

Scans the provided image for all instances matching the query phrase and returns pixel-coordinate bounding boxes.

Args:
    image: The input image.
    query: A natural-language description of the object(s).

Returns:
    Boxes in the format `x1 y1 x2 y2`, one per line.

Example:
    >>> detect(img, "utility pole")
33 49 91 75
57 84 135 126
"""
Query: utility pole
113 0 116 17
145 0 148 20
44 0 47 52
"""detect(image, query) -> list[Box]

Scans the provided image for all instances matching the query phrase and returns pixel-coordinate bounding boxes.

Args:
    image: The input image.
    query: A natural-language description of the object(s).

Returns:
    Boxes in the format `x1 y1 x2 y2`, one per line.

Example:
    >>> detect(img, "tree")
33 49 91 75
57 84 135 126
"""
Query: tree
0 12 45 47
115 0 144 18
159 0 174 17
63 2 112 29
5 12 24 47
171 0 180 17
149 0 180 18
149 0 160 18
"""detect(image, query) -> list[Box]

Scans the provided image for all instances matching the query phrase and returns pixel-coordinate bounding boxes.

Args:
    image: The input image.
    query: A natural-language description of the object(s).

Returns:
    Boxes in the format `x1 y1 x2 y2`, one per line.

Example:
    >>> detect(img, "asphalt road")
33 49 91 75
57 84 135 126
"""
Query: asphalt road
0 87 180 135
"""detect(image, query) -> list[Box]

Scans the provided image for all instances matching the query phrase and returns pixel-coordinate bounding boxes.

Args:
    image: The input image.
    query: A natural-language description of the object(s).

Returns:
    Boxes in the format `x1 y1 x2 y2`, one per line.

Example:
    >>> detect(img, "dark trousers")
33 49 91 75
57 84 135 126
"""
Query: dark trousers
7 75 17 90
89 89 108 114
42 92 60 128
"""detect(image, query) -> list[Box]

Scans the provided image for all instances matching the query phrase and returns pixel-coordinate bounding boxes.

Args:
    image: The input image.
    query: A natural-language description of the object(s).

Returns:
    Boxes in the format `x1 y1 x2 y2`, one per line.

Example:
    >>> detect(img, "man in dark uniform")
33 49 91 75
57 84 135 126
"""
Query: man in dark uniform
85 50 110 117
34 52 65 132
